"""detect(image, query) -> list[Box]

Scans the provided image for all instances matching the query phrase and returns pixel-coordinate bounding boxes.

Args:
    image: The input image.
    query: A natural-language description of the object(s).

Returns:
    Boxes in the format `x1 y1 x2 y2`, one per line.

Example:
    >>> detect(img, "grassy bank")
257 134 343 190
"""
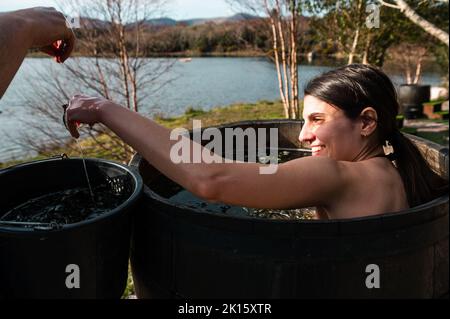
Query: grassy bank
0 100 285 169
2 99 449 169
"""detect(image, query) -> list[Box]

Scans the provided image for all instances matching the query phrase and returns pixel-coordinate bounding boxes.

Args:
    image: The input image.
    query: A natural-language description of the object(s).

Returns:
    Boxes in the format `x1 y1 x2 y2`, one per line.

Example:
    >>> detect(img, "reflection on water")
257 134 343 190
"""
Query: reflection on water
168 190 316 220
149 148 317 220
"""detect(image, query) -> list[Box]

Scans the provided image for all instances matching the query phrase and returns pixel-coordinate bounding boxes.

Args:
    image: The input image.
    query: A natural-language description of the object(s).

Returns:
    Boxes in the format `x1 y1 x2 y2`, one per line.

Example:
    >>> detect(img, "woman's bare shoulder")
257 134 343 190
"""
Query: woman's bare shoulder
326 157 409 218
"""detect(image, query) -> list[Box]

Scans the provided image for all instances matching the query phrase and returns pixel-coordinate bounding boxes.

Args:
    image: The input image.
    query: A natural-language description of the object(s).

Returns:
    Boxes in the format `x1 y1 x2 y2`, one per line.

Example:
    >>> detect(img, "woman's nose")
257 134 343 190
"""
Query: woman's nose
299 124 314 143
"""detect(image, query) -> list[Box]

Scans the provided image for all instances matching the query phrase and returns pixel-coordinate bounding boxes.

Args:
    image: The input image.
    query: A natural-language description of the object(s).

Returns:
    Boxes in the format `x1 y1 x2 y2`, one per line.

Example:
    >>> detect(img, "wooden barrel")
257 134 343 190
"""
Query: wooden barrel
129 120 448 299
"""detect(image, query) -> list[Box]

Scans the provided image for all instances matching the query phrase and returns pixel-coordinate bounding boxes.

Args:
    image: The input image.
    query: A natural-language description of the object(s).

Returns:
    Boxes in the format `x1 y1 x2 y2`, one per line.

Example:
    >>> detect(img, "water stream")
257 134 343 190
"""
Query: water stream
75 138 95 202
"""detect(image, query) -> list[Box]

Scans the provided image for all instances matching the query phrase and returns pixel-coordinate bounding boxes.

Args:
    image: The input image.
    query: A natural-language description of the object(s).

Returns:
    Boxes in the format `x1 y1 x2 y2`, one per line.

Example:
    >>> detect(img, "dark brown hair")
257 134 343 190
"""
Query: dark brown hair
305 63 448 207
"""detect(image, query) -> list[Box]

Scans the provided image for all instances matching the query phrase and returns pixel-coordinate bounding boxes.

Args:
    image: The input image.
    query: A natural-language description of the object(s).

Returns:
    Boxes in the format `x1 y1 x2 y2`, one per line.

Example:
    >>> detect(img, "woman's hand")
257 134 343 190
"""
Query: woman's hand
16 7 75 63
66 95 112 138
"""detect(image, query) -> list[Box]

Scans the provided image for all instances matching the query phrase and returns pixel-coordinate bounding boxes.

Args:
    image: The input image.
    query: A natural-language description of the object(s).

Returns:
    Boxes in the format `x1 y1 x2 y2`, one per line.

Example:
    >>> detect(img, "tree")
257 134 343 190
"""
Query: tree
310 0 448 69
15 0 174 163
227 0 311 119
383 0 449 84
378 0 449 47
310 0 399 66
389 43 428 84
309 1 366 64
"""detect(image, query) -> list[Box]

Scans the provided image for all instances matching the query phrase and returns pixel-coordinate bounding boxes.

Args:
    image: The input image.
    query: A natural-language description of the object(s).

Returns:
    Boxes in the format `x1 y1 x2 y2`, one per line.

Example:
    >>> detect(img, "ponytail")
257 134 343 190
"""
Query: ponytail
389 130 448 207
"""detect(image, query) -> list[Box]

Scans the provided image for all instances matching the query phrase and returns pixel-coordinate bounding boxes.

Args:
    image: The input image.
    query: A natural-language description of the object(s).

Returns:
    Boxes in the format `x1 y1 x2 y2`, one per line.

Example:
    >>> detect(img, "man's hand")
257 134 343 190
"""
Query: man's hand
15 7 75 63
0 7 76 98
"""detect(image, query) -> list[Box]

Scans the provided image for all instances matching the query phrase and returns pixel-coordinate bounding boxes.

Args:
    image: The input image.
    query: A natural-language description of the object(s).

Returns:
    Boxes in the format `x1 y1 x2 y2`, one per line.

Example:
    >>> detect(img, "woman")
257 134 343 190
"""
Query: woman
66 64 448 219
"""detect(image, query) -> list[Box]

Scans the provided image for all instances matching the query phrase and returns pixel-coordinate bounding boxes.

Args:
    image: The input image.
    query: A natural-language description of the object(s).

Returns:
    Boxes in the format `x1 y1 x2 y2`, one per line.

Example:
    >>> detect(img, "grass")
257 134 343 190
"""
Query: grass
1 100 285 170
122 264 135 299
154 100 285 129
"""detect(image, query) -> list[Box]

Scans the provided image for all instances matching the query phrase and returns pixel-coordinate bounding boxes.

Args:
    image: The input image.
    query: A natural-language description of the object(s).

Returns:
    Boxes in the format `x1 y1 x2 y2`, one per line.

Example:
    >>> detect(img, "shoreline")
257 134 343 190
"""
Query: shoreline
0 100 286 169
24 52 448 76
1 100 448 169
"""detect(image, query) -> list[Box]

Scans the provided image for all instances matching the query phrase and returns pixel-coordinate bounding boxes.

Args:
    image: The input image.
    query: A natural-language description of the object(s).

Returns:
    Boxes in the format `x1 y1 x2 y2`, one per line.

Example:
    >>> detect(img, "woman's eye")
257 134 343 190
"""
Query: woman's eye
312 118 323 123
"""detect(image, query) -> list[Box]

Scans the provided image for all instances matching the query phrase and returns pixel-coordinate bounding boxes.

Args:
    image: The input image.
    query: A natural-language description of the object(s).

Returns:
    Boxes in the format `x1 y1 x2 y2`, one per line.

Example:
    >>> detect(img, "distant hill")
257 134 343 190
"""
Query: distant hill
78 13 261 30
140 13 260 28
77 14 311 36
141 17 177 26
79 17 111 29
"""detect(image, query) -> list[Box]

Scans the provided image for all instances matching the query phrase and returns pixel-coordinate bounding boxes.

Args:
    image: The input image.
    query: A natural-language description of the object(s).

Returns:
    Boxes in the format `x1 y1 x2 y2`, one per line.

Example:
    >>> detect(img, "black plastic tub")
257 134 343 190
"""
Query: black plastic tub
129 120 448 299
398 84 431 119
0 157 143 299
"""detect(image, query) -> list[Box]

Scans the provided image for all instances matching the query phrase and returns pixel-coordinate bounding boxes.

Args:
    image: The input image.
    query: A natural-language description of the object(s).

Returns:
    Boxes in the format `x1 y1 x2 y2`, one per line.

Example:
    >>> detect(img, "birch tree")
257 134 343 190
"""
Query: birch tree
227 0 308 119
378 0 449 47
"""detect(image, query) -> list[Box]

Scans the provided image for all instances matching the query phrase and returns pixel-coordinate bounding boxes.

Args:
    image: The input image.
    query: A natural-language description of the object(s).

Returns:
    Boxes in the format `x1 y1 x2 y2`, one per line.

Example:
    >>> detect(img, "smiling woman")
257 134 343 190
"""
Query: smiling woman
301 64 448 218
64 64 448 220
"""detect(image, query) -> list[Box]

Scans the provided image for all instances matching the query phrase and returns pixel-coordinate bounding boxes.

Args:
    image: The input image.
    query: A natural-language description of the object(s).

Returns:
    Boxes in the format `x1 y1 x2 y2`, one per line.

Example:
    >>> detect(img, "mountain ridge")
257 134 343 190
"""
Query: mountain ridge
78 13 261 28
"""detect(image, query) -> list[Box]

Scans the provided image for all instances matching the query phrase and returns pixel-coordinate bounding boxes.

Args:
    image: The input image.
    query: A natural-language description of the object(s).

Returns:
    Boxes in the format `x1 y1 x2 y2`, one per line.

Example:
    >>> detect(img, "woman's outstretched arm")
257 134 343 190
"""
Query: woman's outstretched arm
0 7 74 98
67 96 349 210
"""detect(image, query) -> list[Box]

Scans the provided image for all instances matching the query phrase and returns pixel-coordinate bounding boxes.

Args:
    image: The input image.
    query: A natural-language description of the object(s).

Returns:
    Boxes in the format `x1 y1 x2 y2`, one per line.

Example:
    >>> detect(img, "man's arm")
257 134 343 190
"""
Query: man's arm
0 8 74 99
0 12 31 98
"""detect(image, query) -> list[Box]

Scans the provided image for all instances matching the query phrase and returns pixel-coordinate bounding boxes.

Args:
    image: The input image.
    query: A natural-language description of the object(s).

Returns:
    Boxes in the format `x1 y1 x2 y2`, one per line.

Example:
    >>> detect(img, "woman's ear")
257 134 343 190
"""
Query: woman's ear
359 107 378 137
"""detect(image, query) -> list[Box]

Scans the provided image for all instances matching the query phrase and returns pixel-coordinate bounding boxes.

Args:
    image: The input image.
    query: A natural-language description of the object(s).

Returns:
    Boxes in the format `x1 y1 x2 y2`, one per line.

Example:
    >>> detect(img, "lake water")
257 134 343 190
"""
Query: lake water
0 57 445 162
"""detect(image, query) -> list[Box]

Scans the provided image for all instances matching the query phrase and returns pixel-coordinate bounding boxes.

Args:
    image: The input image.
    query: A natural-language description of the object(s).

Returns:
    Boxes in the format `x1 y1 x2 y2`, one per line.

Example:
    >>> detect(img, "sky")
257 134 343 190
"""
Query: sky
0 0 237 19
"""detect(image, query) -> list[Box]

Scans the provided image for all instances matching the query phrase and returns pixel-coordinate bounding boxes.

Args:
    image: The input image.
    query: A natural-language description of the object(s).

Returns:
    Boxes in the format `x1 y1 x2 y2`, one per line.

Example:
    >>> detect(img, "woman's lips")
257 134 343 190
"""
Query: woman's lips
311 146 325 155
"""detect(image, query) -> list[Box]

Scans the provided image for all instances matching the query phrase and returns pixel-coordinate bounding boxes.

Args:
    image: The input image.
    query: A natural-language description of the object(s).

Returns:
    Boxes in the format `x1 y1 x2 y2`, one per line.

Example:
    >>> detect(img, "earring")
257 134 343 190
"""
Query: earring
383 140 397 168
383 140 394 156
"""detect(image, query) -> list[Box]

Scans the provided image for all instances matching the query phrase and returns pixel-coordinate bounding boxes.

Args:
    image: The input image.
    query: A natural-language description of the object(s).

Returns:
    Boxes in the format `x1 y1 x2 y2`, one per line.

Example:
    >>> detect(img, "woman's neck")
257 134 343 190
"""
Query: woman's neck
352 143 385 162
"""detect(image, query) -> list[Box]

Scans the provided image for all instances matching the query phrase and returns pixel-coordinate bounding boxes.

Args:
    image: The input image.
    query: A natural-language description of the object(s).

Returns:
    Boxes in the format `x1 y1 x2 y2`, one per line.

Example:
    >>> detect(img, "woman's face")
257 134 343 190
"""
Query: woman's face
299 95 363 161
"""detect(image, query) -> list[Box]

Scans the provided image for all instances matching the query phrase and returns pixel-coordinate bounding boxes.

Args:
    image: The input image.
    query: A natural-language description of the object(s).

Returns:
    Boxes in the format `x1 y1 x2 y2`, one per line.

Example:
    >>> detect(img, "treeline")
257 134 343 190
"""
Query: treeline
72 8 447 73
74 18 323 56
144 20 272 54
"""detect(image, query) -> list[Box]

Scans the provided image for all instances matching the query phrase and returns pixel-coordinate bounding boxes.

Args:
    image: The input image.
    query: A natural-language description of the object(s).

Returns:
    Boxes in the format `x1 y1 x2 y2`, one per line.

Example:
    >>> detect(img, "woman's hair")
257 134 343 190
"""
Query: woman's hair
304 63 448 207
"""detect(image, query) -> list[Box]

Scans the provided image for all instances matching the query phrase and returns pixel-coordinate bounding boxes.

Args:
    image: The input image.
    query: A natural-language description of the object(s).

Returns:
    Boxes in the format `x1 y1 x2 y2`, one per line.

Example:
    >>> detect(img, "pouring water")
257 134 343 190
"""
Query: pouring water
62 104 94 202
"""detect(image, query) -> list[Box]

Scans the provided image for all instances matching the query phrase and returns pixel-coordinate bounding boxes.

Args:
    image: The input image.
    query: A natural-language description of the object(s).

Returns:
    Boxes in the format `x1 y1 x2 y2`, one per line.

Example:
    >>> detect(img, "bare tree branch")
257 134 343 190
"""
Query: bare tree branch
377 0 401 9
10 0 174 163
378 0 449 46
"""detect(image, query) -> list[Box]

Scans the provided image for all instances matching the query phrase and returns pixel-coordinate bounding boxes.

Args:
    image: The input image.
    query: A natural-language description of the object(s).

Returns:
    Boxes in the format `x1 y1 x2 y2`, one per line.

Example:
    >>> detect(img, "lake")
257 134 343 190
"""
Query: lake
0 57 445 162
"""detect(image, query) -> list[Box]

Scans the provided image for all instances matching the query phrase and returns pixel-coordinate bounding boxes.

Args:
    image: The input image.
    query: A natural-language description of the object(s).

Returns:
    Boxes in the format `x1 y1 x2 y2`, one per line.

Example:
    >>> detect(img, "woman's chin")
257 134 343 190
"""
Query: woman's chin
312 150 331 158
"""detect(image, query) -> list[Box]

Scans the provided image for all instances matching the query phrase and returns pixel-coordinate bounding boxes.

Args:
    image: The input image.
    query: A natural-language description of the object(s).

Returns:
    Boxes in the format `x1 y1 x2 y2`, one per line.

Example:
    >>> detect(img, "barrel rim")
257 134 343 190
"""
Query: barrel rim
142 176 448 219
132 152 448 225
129 119 448 227
399 84 431 87
0 157 143 234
